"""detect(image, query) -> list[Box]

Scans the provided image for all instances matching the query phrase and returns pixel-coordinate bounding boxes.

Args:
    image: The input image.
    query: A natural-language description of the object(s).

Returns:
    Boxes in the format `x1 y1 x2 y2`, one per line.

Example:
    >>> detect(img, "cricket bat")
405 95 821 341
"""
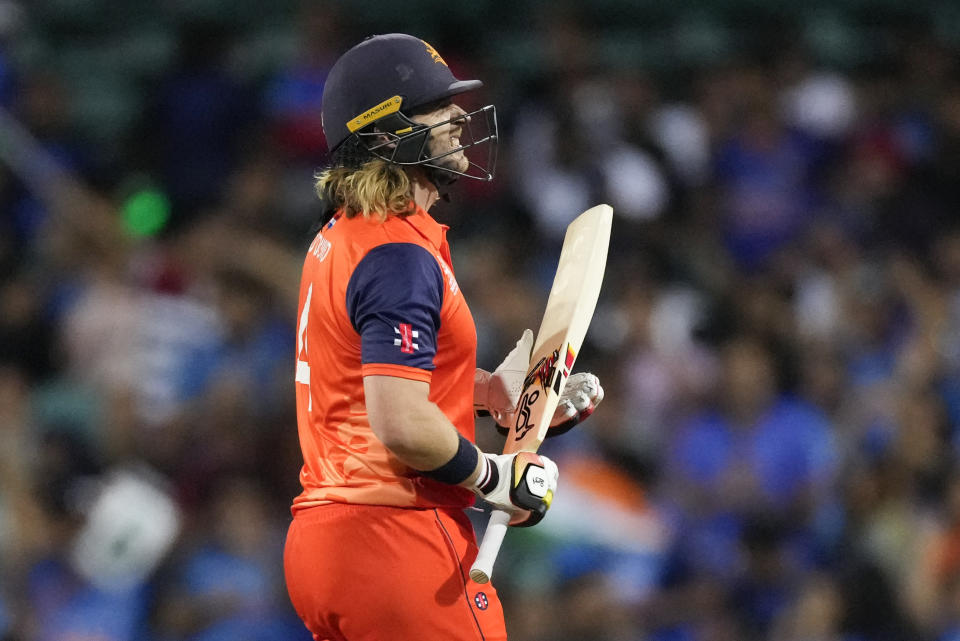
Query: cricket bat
469 204 613 584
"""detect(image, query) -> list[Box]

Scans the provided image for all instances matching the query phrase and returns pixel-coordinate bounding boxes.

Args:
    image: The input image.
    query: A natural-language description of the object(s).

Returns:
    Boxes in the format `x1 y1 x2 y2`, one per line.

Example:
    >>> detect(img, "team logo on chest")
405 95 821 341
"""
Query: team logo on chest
394 323 419 354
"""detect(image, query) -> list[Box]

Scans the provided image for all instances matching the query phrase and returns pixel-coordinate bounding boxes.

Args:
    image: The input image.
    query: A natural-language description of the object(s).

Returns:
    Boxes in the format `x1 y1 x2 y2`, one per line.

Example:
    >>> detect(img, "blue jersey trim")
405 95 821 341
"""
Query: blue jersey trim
346 243 444 371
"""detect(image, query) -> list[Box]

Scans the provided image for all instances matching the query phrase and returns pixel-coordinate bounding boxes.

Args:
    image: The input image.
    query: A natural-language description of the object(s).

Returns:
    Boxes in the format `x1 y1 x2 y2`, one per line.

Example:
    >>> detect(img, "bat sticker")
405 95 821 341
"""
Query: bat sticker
564 344 576 372
552 343 576 395
523 349 560 393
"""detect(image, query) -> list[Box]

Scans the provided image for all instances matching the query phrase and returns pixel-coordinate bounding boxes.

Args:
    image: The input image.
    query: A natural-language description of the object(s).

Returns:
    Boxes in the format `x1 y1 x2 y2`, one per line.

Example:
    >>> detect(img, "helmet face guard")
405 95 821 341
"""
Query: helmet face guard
353 104 498 182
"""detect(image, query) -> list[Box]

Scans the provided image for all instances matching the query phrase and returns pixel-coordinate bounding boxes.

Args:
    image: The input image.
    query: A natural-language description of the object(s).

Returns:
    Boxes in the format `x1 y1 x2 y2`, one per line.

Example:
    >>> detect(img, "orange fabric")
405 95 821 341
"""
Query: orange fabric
284 504 507 641
292 208 478 511
360 362 433 382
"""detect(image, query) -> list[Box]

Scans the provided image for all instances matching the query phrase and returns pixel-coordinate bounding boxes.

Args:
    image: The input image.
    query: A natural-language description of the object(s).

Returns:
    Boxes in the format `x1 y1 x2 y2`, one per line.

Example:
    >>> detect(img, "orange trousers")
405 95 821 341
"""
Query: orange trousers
284 503 508 641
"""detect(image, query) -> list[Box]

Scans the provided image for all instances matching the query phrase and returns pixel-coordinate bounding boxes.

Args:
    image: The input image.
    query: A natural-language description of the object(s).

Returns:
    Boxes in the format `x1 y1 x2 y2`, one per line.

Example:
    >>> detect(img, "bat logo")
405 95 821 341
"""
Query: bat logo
513 389 539 441
523 349 560 393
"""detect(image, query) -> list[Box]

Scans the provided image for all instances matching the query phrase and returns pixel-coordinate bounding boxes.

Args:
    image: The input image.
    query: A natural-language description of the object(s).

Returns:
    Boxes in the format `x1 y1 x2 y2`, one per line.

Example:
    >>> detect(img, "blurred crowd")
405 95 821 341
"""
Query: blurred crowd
2 1 960 640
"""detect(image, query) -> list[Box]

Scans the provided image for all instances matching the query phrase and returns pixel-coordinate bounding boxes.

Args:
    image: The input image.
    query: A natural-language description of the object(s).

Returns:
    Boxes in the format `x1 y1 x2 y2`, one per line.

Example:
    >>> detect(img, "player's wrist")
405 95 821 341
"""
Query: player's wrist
470 452 500 495
418 434 480 486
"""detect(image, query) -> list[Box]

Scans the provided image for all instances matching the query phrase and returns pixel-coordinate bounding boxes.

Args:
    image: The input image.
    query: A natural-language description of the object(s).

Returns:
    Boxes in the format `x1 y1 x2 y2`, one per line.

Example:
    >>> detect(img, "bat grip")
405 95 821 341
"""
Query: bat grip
469 509 511 584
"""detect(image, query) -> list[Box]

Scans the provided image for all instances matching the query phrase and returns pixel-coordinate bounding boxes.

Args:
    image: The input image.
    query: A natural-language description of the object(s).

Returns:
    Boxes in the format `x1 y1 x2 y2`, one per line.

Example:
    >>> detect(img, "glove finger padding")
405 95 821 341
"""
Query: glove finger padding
548 372 604 436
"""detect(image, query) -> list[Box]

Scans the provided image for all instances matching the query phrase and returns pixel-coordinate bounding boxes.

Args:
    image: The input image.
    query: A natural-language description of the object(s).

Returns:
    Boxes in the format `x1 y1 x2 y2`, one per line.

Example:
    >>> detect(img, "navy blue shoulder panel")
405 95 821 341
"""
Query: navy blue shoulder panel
346 243 444 371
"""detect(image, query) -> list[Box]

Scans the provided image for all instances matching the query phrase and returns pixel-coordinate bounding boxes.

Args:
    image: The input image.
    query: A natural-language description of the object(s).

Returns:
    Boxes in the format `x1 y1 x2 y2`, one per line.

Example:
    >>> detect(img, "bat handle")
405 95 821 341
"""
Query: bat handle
469 509 511 584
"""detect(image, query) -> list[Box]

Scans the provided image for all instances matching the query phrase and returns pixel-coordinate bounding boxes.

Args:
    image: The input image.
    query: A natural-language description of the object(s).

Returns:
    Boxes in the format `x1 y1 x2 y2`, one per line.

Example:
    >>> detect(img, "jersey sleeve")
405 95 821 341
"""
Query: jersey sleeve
346 243 444 381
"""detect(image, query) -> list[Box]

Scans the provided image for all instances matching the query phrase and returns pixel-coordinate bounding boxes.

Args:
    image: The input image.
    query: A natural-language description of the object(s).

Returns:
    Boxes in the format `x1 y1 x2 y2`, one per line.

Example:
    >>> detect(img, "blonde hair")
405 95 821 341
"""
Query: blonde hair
314 158 416 221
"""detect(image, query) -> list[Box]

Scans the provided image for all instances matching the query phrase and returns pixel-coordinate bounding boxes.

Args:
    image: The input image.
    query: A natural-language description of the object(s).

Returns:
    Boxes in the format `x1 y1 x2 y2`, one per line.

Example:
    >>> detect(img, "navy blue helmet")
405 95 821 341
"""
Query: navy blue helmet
321 34 497 182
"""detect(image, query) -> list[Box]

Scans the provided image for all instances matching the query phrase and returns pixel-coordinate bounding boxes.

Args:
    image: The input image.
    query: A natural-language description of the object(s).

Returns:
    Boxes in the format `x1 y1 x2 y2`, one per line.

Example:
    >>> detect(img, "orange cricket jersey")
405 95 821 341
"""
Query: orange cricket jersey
291 206 477 512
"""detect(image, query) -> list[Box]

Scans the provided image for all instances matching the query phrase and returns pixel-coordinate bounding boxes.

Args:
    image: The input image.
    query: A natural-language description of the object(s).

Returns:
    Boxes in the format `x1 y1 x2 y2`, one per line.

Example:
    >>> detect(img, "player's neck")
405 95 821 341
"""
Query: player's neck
410 169 440 212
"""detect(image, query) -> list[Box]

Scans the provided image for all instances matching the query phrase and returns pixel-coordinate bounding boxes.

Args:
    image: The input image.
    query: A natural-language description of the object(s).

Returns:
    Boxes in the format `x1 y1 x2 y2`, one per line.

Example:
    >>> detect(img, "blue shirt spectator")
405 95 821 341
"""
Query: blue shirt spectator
28 558 150 641
670 397 835 506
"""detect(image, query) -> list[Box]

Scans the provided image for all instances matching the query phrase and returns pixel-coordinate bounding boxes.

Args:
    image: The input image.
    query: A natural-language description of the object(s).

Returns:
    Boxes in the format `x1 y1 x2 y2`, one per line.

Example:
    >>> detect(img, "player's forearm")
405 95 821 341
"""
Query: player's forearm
362 375 555 526
363 375 474 472
370 393 484 486
377 399 464 471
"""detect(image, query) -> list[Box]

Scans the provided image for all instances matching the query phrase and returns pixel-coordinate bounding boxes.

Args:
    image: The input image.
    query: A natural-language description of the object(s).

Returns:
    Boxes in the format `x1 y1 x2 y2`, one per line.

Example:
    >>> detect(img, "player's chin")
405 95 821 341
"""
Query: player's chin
435 152 469 174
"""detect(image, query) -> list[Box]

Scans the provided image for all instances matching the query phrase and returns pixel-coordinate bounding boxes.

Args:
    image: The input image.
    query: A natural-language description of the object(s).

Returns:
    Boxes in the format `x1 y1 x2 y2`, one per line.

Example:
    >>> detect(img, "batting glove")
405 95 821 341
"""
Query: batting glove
474 329 534 423
540 372 604 437
475 332 604 437
470 451 559 527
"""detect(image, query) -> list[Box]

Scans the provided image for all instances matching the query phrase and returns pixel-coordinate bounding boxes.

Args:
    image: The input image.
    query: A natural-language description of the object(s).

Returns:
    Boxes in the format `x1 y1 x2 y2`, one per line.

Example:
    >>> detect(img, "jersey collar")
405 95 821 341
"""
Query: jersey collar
399 205 448 252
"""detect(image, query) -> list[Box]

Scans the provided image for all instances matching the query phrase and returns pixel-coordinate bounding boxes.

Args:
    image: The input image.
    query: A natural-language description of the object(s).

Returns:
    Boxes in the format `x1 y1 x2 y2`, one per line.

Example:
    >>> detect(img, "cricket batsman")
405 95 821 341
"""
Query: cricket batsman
283 33 604 640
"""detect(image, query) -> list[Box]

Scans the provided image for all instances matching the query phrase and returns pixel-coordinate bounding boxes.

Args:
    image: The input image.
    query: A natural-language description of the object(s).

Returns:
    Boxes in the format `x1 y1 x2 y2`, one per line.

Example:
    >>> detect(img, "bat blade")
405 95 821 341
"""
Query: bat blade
470 204 612 584
505 204 612 454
